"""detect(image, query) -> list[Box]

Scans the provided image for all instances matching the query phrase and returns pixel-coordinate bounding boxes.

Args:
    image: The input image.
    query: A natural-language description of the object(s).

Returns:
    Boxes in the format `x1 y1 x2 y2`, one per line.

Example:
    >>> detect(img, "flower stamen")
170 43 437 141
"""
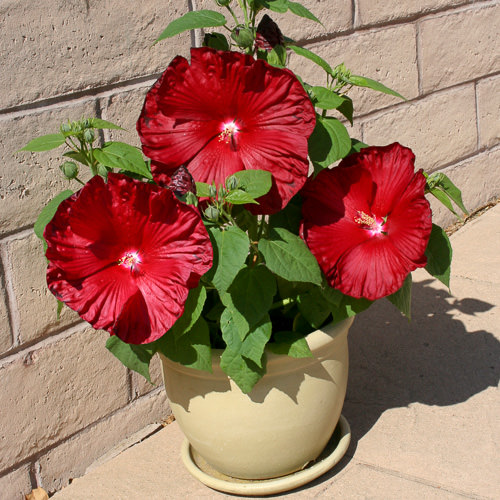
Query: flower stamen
118 251 141 270
354 211 386 236
218 120 239 150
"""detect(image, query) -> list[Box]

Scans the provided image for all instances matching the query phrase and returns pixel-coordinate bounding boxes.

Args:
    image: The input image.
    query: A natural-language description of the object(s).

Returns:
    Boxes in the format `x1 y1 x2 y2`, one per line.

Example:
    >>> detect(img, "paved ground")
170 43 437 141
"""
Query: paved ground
53 204 500 499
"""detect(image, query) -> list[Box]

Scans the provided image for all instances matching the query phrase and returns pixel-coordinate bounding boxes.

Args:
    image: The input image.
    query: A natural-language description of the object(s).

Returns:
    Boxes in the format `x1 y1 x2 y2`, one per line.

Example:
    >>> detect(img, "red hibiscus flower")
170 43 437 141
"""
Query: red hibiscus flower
44 173 213 344
137 47 315 214
300 143 432 300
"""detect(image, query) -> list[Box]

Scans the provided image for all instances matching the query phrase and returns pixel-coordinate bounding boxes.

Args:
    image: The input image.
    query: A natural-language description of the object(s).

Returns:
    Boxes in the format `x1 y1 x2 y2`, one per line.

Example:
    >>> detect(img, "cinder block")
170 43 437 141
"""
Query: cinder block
4 232 81 345
428 147 500 229
288 24 418 116
0 0 191 109
0 463 32 500
0 277 11 354
357 0 467 26
0 327 128 470
362 84 477 172
194 0 352 41
100 86 151 147
1 101 96 236
477 75 500 149
419 4 500 93
38 390 169 494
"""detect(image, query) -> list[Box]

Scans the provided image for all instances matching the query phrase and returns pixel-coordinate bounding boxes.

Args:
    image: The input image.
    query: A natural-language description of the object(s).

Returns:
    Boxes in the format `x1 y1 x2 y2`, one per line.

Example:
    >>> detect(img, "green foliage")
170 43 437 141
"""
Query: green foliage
156 10 227 43
93 142 152 180
288 1 322 24
20 133 66 152
287 45 334 76
267 331 313 358
387 274 412 319
347 75 406 100
106 336 155 382
203 32 230 51
425 224 453 289
425 172 468 218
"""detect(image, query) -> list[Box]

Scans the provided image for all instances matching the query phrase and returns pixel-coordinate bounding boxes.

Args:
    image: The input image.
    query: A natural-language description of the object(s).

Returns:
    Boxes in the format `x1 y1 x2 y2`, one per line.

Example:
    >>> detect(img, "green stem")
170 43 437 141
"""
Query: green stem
74 176 86 186
226 5 240 26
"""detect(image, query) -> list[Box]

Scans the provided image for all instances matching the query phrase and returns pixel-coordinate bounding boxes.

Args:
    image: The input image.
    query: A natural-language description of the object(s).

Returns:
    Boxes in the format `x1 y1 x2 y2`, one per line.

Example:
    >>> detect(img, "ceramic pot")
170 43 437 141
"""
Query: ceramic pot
160 317 353 481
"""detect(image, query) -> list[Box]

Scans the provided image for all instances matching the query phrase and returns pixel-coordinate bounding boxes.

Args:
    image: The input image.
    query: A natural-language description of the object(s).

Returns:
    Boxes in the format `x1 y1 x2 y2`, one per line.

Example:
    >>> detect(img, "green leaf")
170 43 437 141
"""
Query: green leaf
157 317 212 372
195 182 211 198
387 274 412 319
19 133 66 152
297 287 331 328
266 45 287 68
63 150 88 166
425 224 452 288
337 96 354 124
169 285 207 338
308 115 351 171
233 169 272 199
205 226 250 294
93 142 152 179
259 227 322 285
221 265 277 334
330 294 372 323
203 32 230 51
269 194 302 234
34 190 74 245
106 336 155 382
89 118 125 130
428 173 468 216
288 1 322 24
428 187 458 216
220 346 266 394
349 139 369 155
287 45 334 76
225 190 259 205
155 10 227 43
258 0 289 13
268 331 313 358
348 75 406 100
311 86 346 109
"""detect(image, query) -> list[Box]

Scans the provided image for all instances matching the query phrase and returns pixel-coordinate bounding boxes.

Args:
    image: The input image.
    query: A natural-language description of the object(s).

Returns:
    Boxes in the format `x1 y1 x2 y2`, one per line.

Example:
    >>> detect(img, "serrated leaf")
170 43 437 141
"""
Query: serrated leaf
221 265 277 334
93 142 152 179
287 45 334 76
233 169 272 199
268 331 313 358
425 223 452 289
19 133 66 152
156 10 227 43
258 227 322 285
156 317 212 372
308 115 351 171
348 75 406 100
106 336 155 382
288 1 322 24
204 226 249 294
387 274 412 319
89 118 125 130
34 190 74 244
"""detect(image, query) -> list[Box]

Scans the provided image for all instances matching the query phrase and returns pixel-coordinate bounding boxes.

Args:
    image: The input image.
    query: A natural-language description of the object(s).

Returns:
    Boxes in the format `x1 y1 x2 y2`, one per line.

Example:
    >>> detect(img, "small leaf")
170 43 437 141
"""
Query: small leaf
266 45 288 68
311 86 346 109
106 336 155 382
63 150 88 166
425 223 452 289
225 190 259 205
288 1 322 24
203 32 230 51
157 317 212 372
429 173 468 216
93 142 152 179
258 0 289 13
287 45 334 76
19 133 66 152
308 115 351 171
349 139 369 155
337 96 354 124
233 169 272 199
34 190 74 243
205 226 250 294
195 182 211 198
387 274 412 319
428 187 458 217
89 118 125 130
156 10 227 43
259 227 322 285
268 331 313 358
348 75 406 100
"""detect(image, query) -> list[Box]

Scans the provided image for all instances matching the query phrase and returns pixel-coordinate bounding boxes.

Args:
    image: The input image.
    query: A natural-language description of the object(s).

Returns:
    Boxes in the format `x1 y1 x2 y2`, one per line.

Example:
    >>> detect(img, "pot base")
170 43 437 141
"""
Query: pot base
181 414 351 496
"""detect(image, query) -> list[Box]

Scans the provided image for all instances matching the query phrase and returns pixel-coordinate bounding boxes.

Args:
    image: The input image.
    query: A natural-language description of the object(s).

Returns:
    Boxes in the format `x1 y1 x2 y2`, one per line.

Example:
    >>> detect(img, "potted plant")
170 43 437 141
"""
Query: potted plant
19 0 466 495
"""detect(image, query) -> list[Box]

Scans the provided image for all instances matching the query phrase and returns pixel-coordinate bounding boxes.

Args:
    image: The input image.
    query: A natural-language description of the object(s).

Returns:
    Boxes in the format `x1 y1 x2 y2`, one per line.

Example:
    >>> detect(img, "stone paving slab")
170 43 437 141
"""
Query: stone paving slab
52 205 500 499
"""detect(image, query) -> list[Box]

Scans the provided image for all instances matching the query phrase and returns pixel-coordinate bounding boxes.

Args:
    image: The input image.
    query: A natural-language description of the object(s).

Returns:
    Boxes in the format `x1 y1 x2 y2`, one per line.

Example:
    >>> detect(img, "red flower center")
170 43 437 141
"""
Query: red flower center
218 120 239 150
354 211 387 236
118 251 142 271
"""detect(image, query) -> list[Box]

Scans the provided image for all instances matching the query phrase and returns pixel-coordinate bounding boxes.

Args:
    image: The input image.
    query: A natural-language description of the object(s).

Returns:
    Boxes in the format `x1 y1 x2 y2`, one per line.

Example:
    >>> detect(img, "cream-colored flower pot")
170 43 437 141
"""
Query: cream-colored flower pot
160 317 352 482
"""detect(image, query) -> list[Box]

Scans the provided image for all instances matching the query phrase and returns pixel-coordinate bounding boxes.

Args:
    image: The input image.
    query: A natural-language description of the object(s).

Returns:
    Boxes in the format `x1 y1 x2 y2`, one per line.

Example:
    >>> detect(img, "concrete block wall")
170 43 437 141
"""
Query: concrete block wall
0 1 498 497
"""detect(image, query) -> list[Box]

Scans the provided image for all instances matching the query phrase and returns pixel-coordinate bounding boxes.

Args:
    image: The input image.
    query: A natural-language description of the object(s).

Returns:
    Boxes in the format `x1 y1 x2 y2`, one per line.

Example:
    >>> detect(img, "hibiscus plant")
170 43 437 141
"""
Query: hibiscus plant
20 0 466 394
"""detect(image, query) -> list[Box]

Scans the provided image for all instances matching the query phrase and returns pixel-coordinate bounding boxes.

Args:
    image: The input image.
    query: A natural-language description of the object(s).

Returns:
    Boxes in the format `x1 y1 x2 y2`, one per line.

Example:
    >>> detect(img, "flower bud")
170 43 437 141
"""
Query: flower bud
60 122 72 135
83 129 95 143
204 205 220 221
226 175 238 191
231 27 255 50
208 184 218 198
60 161 79 180
215 0 232 6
